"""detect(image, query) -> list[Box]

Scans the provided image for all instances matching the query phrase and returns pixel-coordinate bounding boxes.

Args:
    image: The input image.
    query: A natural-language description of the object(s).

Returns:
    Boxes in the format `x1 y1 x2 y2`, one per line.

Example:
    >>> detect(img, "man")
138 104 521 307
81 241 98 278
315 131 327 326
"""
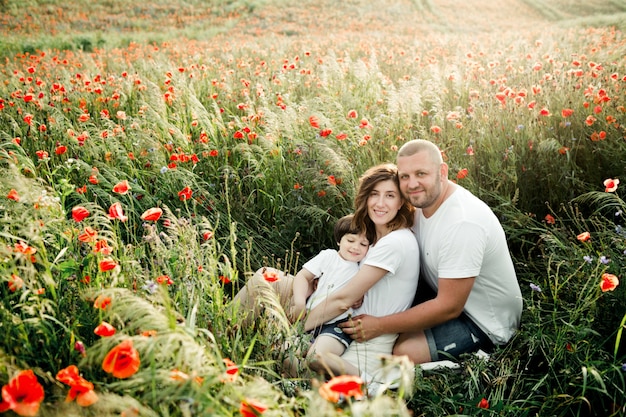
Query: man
340 139 522 363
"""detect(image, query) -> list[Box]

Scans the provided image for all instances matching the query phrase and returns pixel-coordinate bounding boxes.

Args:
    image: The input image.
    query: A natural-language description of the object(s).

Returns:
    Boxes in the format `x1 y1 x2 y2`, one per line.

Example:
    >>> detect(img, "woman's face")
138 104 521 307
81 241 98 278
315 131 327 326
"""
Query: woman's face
366 179 403 229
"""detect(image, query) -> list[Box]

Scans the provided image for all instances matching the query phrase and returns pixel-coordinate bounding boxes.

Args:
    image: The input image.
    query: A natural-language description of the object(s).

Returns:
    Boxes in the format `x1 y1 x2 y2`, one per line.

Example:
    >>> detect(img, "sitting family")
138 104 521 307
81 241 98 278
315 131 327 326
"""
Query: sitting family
232 139 523 393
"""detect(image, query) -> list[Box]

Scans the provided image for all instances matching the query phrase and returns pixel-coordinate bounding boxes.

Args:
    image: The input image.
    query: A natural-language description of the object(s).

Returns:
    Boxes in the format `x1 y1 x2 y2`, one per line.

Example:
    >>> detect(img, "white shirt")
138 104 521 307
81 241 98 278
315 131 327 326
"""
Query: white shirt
357 228 420 318
414 185 522 344
303 248 360 323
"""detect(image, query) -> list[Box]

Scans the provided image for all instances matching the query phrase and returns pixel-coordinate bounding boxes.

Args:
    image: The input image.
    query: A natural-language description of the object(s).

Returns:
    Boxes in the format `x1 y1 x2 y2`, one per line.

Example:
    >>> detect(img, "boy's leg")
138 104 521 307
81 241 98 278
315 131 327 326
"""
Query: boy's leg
307 335 359 377
282 335 309 378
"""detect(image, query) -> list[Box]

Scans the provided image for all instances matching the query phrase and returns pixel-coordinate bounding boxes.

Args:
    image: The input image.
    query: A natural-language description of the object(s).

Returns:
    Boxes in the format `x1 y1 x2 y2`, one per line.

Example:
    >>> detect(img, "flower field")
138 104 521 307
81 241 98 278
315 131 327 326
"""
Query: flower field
0 0 625 415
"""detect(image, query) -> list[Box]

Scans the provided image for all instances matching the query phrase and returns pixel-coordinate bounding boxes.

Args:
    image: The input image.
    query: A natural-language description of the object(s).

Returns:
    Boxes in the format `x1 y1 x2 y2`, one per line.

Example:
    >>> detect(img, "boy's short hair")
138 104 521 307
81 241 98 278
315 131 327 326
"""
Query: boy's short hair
334 214 366 243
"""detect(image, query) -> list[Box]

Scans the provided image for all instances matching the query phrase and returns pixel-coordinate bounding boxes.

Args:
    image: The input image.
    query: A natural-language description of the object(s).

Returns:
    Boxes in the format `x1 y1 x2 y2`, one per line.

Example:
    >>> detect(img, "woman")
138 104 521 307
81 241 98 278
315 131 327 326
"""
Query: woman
233 164 419 385
303 163 419 385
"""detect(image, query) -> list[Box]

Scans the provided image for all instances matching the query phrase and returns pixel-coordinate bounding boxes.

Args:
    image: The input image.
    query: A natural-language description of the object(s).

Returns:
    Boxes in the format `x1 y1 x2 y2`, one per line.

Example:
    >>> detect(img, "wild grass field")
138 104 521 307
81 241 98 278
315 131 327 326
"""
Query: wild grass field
0 0 625 416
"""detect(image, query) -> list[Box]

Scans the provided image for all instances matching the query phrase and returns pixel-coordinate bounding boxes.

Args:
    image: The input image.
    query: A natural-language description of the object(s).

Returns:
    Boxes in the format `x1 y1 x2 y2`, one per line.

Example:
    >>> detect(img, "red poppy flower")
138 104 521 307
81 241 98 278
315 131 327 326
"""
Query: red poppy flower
477 398 490 409
220 358 239 382
56 365 99 407
156 275 173 285
94 321 116 337
93 294 112 309
55 145 67 155
603 178 619 193
8 274 24 292
203 231 214 240
600 273 619 292
544 214 555 224
233 130 244 139
577 231 591 242
7 189 19 201
94 239 112 255
178 186 193 201
72 206 90 222
0 370 45 416
335 132 348 141
318 375 364 403
35 150 49 159
88 174 98 184
219 275 231 284
78 227 97 243
76 185 87 194
319 128 332 137
346 110 358 119
108 202 128 222
456 168 468 180
99 258 118 272
102 339 140 379
240 398 268 417
209 149 218 157
539 107 551 117
14 241 36 255
561 108 574 118
140 207 163 221
327 175 337 186
309 115 320 128
112 180 130 195
263 270 280 282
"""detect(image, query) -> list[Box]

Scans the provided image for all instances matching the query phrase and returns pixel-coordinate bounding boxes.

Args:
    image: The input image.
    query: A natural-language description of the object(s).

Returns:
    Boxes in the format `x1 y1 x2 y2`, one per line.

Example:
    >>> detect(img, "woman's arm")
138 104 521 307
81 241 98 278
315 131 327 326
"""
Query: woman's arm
303 264 387 332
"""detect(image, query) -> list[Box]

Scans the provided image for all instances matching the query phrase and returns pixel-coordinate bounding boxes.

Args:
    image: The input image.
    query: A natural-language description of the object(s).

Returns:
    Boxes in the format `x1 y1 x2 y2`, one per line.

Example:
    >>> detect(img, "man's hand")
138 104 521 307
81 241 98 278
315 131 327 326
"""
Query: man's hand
338 314 382 342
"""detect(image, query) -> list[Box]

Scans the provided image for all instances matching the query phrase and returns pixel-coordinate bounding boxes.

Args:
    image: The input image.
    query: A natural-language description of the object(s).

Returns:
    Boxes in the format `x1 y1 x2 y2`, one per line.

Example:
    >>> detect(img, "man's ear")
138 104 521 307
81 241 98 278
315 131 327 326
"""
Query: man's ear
440 162 449 179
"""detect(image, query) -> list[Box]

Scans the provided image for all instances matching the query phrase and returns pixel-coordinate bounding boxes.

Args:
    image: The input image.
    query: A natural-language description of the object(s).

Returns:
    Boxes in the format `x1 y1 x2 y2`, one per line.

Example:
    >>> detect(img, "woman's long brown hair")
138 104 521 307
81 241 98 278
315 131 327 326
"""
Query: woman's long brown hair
352 163 415 245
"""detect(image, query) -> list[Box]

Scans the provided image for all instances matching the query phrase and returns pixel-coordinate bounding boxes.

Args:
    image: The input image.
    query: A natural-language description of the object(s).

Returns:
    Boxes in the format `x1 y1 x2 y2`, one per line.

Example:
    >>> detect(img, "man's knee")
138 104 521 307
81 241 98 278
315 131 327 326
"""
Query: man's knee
393 332 431 364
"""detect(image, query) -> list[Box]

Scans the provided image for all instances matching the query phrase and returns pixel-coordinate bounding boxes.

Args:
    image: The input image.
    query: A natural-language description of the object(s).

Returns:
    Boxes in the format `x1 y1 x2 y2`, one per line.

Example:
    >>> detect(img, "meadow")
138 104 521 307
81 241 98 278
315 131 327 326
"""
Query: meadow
0 0 625 415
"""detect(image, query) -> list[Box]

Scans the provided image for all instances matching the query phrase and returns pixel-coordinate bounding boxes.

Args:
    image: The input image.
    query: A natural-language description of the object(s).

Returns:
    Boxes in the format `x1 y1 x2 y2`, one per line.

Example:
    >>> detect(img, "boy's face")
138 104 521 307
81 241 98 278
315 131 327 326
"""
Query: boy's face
337 233 370 263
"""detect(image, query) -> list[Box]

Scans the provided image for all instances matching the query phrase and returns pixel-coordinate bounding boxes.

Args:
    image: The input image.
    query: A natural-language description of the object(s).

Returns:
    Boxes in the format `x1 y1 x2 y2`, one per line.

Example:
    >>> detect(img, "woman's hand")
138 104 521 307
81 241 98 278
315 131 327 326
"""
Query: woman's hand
339 314 382 342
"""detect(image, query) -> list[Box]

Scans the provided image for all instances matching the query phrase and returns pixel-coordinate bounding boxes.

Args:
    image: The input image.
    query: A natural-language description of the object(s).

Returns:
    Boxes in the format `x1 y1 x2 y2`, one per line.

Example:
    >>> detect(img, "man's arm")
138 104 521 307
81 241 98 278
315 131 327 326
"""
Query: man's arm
341 277 475 341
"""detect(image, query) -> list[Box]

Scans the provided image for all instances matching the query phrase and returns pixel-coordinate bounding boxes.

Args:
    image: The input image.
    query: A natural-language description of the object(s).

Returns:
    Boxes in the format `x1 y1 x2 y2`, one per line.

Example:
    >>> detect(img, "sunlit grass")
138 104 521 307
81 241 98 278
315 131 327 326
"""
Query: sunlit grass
0 0 625 416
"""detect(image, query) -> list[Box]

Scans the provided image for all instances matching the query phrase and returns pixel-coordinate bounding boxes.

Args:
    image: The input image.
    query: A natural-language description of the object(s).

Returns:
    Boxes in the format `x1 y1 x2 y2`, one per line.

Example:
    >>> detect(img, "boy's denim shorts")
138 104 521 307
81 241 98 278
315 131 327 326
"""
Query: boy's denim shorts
424 313 494 361
310 317 353 349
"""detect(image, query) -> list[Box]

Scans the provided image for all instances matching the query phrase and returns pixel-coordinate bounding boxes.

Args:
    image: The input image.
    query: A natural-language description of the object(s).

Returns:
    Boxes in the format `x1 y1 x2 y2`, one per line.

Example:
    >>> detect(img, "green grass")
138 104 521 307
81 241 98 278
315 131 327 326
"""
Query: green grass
0 0 625 416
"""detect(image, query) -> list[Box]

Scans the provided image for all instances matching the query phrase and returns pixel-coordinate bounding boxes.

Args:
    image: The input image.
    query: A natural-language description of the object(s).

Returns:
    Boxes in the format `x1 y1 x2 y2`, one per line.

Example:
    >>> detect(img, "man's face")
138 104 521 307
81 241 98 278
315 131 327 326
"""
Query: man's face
397 151 445 211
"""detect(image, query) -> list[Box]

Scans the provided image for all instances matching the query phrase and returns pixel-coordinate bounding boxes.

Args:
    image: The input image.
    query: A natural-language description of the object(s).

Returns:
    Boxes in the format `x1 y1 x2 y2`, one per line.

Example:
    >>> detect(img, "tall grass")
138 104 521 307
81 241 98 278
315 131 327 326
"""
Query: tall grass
0 0 625 416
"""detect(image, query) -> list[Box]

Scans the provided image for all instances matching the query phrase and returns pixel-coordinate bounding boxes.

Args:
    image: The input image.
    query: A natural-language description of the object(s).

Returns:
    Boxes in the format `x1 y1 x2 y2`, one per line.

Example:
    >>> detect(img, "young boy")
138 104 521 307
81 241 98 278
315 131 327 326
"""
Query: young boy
288 214 370 376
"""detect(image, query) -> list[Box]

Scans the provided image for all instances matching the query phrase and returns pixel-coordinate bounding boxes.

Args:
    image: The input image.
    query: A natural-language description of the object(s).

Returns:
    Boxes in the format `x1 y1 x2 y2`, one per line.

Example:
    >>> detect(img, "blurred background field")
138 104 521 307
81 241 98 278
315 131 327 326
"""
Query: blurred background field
0 0 625 416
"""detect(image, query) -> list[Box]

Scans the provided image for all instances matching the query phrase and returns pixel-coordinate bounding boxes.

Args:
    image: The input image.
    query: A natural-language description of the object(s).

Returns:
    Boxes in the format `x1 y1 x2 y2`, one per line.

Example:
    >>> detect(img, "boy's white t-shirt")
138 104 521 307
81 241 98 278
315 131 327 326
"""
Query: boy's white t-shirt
302 248 360 323
414 185 522 344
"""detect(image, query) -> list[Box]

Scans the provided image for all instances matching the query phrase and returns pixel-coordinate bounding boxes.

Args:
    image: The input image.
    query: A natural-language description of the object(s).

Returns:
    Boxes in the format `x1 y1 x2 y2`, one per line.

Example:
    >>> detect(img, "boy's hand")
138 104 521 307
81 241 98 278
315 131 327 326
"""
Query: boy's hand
351 296 364 309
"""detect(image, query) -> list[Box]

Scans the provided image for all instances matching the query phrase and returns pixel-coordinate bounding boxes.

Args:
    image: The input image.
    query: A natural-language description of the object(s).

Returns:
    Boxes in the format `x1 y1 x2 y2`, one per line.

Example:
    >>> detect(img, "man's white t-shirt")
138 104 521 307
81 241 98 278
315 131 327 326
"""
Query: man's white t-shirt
414 185 522 345
302 249 360 323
